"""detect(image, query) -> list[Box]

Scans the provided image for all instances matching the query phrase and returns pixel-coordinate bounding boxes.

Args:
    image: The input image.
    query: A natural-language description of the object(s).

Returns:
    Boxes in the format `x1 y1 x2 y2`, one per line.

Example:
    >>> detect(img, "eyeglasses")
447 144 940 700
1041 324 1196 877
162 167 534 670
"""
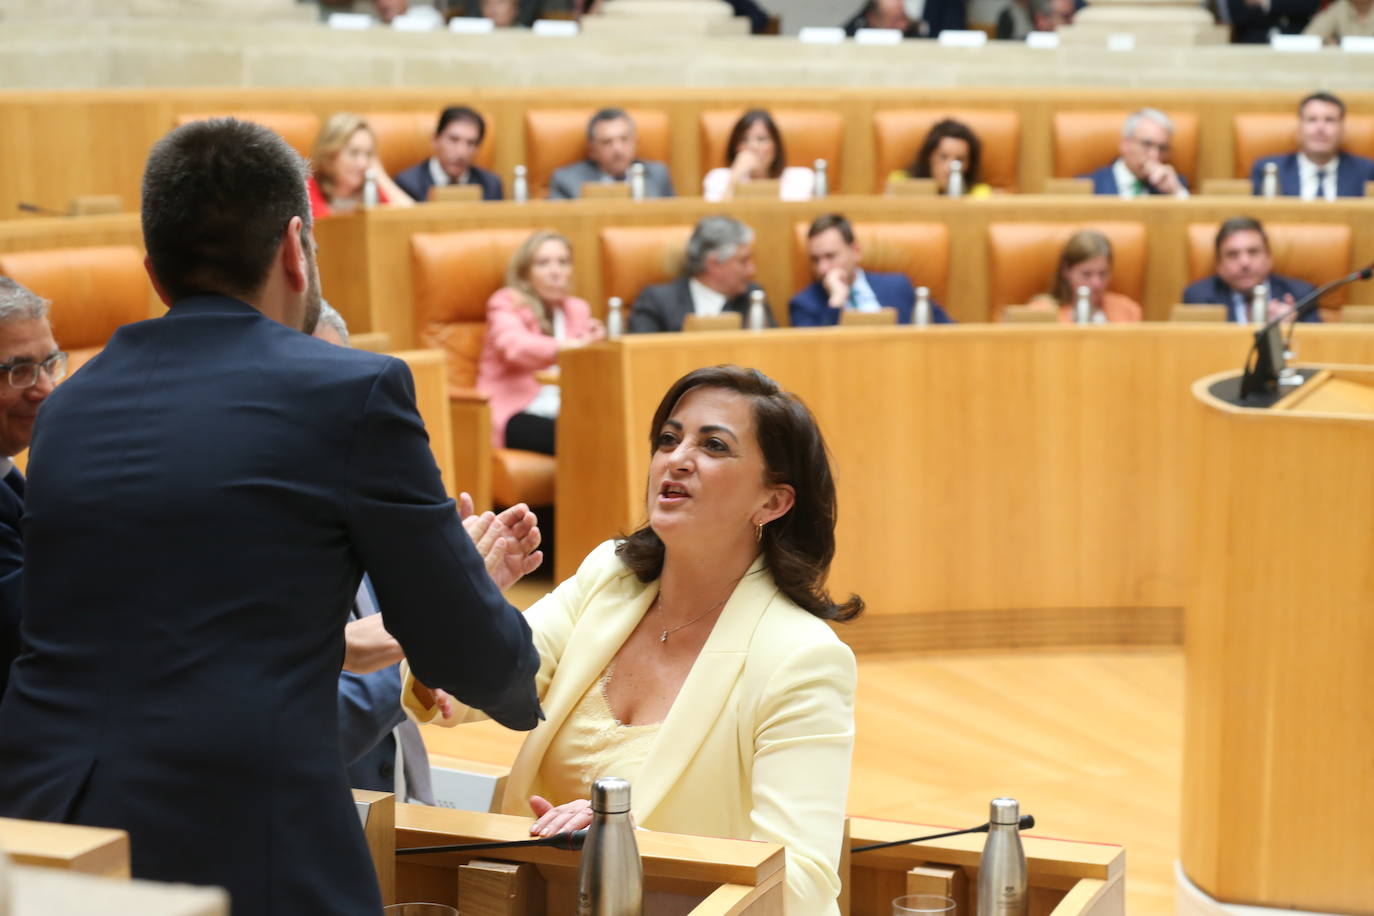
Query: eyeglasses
1132 137 1171 154
0 351 68 389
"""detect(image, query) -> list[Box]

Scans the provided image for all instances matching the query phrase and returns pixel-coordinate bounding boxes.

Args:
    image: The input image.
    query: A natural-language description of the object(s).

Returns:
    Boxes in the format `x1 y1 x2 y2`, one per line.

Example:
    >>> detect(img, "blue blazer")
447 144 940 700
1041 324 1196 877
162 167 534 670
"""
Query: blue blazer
1083 163 1188 196
1248 152 1374 198
394 160 504 202
0 295 541 915
0 469 22 700
789 271 953 327
1181 273 1321 322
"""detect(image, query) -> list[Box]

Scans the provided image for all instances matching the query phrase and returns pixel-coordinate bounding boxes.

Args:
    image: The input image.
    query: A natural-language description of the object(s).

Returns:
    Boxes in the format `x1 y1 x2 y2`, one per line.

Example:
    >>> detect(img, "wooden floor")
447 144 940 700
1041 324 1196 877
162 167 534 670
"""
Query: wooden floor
432 577 1183 916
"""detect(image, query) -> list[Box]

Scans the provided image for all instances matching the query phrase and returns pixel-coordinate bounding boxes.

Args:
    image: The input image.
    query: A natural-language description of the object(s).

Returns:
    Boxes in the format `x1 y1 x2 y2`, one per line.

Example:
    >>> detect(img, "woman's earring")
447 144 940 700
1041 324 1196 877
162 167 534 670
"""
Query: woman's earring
755 520 764 542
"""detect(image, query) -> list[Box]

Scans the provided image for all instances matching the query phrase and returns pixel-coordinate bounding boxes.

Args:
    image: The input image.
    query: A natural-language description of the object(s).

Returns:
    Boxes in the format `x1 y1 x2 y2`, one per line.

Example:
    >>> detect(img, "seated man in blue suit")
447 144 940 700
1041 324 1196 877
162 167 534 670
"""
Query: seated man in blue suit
790 213 952 327
1082 108 1190 199
1249 92 1374 200
394 106 504 202
1181 216 1320 323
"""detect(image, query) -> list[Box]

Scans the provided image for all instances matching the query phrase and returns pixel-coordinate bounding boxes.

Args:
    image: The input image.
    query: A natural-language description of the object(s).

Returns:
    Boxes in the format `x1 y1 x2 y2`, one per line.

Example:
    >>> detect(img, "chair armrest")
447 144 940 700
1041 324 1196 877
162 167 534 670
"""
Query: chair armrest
449 394 492 512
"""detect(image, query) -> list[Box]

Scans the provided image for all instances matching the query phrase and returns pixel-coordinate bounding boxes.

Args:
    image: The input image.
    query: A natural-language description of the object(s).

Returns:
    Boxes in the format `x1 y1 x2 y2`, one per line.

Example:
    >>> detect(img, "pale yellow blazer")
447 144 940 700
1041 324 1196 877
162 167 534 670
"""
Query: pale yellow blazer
406 540 857 915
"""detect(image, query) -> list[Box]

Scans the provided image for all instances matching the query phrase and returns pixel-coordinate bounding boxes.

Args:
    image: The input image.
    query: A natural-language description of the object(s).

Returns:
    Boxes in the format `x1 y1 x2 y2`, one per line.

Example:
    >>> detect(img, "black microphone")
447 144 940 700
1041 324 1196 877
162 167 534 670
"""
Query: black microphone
851 814 1034 854
16 202 70 218
396 827 588 856
1239 261 1374 401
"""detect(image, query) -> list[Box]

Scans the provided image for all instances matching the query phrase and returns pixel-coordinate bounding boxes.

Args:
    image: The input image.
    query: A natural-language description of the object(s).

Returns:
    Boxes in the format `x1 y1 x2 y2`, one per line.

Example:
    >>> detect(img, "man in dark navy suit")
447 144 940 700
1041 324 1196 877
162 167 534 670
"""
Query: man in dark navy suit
394 106 504 202
1181 216 1320 323
1083 108 1190 199
790 213 952 327
1249 92 1374 200
0 118 542 916
0 277 64 701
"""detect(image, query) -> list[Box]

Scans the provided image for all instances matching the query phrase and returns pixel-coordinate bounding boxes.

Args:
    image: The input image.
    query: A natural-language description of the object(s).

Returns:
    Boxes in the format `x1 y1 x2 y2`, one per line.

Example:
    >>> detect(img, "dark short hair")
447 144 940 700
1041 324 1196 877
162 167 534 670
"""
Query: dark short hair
725 109 786 178
1215 216 1269 255
806 213 855 245
436 105 486 143
1299 91 1345 119
142 118 311 303
617 365 864 623
909 118 983 188
587 107 633 141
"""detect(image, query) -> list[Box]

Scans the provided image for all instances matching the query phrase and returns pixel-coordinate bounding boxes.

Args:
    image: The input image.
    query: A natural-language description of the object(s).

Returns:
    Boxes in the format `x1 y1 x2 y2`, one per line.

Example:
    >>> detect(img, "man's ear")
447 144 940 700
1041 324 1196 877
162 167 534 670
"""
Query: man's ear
143 255 173 307
280 216 308 294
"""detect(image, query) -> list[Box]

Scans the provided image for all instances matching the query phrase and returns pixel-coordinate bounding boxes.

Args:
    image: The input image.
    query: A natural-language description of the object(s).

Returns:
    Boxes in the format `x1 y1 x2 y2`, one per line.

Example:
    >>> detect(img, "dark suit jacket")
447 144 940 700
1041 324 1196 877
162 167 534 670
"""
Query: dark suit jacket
1181 273 1321 321
1248 152 1374 198
548 159 674 200
1227 0 1319 42
0 468 22 700
627 277 771 333
842 0 965 35
0 295 540 916
394 160 504 202
1084 163 1189 196
789 271 954 327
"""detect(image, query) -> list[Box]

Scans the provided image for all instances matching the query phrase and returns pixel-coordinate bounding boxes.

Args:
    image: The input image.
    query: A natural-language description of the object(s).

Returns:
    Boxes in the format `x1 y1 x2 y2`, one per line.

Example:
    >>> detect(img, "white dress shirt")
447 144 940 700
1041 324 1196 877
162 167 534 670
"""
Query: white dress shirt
848 269 882 312
1297 153 1338 202
689 278 728 317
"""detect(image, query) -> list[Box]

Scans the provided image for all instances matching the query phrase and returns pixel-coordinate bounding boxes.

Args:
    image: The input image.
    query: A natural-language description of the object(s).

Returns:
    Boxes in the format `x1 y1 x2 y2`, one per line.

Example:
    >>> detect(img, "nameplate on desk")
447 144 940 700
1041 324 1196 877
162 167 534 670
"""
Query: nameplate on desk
937 29 988 47
798 26 846 44
855 28 904 45
327 12 373 29
1270 33 1321 51
1341 35 1374 52
1026 30 1060 49
449 16 496 33
532 18 579 36
393 12 441 30
1106 32 1136 51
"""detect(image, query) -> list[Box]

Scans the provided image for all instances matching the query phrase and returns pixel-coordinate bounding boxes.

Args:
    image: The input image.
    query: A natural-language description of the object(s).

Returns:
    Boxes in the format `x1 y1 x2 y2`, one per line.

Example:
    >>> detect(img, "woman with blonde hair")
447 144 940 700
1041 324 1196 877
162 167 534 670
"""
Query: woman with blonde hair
307 113 414 218
477 230 604 454
1029 229 1143 322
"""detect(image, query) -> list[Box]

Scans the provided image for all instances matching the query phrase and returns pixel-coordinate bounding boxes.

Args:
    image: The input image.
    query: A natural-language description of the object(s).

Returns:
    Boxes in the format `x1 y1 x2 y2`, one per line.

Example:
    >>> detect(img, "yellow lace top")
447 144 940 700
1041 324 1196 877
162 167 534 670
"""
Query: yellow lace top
536 665 662 804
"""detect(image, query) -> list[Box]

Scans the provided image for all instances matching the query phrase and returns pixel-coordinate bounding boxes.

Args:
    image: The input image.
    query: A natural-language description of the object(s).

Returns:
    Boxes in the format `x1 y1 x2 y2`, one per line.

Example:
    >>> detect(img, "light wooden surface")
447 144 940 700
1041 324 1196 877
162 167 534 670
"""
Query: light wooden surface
9 865 228 916
0 817 129 878
1183 370 1374 913
354 789 397 907
391 348 457 499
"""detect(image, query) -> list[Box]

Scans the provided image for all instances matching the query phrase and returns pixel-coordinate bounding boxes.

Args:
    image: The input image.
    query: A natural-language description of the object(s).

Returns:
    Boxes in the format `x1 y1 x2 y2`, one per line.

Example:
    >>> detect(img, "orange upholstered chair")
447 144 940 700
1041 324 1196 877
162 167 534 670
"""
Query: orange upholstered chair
698 110 844 192
1052 111 1199 190
173 111 321 158
1231 113 1374 178
363 110 498 180
1185 222 1353 307
0 246 153 373
599 225 695 307
872 109 1021 193
523 108 671 199
789 222 950 308
985 222 1148 321
411 229 555 511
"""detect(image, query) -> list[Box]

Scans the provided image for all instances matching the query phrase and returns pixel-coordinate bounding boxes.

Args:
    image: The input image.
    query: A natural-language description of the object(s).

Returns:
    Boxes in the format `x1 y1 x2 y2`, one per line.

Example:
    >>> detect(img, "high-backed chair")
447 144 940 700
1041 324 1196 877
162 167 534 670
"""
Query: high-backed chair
599 225 694 308
523 109 671 199
173 111 321 158
789 222 950 308
1186 222 1353 307
410 229 555 512
0 246 153 373
985 222 1148 321
698 109 844 192
1231 113 1374 178
1052 111 1199 190
362 110 498 180
872 109 1021 193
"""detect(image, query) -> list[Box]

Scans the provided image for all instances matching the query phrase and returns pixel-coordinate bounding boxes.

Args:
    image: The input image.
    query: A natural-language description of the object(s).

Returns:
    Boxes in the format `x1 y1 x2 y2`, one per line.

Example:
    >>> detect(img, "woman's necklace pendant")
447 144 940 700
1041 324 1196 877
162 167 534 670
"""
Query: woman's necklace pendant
659 629 669 644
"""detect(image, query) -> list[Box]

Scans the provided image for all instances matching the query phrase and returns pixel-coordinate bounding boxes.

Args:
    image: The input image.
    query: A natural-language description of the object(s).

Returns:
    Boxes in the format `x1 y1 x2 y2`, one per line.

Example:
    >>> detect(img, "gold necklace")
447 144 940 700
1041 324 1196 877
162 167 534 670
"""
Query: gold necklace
654 592 731 644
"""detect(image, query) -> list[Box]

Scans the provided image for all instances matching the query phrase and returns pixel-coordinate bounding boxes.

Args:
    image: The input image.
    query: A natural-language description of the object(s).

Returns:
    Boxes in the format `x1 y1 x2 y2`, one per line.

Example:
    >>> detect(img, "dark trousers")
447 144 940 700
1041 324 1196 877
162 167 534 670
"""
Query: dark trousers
505 412 556 456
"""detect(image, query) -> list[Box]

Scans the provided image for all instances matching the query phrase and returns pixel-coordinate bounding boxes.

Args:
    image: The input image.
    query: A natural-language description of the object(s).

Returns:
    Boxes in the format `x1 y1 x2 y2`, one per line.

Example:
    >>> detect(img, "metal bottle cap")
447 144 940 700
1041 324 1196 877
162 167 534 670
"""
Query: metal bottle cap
989 797 1020 825
591 777 632 814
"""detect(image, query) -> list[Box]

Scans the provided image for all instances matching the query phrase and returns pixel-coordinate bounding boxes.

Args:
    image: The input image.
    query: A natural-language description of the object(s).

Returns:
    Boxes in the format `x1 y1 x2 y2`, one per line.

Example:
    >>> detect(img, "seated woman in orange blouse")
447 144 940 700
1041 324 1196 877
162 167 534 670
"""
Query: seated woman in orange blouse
1028 229 1143 323
306 113 415 218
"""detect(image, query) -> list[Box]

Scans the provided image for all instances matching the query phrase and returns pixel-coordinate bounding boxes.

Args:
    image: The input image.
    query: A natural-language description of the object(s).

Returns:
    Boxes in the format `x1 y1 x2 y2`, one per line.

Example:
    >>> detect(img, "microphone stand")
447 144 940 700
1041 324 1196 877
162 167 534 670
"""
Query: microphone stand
851 814 1034 854
396 828 588 856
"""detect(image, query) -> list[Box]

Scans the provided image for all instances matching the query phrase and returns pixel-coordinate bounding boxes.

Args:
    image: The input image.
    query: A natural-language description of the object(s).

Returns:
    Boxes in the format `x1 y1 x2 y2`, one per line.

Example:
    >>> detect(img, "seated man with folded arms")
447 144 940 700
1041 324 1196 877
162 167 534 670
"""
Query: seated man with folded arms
790 214 952 327
548 108 675 200
628 216 770 333
394 106 504 202
1249 92 1374 200
1083 108 1189 198
1181 216 1320 323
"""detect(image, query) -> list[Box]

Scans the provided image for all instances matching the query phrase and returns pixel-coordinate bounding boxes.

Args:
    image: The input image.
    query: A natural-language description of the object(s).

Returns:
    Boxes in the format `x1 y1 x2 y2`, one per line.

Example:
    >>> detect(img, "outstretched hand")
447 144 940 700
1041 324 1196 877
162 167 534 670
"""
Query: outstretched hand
528 795 594 837
460 492 544 590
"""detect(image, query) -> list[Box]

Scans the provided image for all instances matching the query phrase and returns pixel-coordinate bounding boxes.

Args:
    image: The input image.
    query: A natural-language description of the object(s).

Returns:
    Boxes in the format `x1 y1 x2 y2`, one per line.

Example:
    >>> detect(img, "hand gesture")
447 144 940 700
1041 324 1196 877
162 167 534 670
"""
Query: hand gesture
730 147 763 181
528 795 594 837
460 492 544 590
1142 160 1183 196
585 318 607 342
1267 292 1297 323
822 268 851 309
342 613 402 674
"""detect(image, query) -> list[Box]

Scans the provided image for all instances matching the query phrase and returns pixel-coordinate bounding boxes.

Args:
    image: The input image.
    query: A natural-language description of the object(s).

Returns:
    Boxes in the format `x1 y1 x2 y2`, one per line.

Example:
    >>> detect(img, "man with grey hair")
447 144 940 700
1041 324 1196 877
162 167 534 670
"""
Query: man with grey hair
548 108 675 200
1083 108 1189 198
0 277 66 700
628 215 769 333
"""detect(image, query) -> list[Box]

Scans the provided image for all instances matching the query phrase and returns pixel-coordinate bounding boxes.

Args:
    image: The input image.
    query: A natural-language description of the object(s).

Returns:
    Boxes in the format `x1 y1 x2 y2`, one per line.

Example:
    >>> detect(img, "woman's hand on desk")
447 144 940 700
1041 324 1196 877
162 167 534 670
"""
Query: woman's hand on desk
460 492 545 590
528 795 594 836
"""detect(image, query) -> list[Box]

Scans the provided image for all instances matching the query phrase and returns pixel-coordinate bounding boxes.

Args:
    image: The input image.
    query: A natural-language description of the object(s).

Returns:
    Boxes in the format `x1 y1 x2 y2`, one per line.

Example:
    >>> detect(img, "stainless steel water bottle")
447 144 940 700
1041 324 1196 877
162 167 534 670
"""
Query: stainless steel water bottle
577 777 642 916
747 289 768 331
914 285 931 326
606 296 623 340
976 797 1028 916
513 164 529 203
813 159 828 198
1250 283 1268 324
948 158 965 199
1074 285 1092 324
630 162 646 201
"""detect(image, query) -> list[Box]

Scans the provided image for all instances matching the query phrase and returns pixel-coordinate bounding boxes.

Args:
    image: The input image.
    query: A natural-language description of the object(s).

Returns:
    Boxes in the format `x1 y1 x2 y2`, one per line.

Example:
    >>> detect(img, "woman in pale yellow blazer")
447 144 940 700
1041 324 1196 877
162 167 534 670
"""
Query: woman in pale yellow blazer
407 365 862 914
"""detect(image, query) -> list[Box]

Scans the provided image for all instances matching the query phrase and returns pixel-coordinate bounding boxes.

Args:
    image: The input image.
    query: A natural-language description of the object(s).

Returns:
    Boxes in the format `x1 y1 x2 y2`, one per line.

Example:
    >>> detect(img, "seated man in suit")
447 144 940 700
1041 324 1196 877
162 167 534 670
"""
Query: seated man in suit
548 108 675 200
1227 0 1320 42
1083 108 1189 198
394 106 504 202
1181 216 1320 323
1249 92 1374 199
628 216 769 332
790 213 952 326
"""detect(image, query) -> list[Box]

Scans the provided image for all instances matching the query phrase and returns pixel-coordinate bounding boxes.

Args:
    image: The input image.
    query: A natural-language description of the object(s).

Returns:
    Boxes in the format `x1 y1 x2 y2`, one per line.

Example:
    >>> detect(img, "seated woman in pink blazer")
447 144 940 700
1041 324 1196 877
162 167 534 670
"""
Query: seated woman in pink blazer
477 230 605 454
1027 229 1143 323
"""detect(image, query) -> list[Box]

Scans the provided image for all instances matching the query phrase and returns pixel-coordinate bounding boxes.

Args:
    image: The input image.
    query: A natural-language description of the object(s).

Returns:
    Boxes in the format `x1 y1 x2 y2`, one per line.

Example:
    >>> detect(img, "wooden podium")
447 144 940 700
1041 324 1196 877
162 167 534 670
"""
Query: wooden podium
1183 366 1374 914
